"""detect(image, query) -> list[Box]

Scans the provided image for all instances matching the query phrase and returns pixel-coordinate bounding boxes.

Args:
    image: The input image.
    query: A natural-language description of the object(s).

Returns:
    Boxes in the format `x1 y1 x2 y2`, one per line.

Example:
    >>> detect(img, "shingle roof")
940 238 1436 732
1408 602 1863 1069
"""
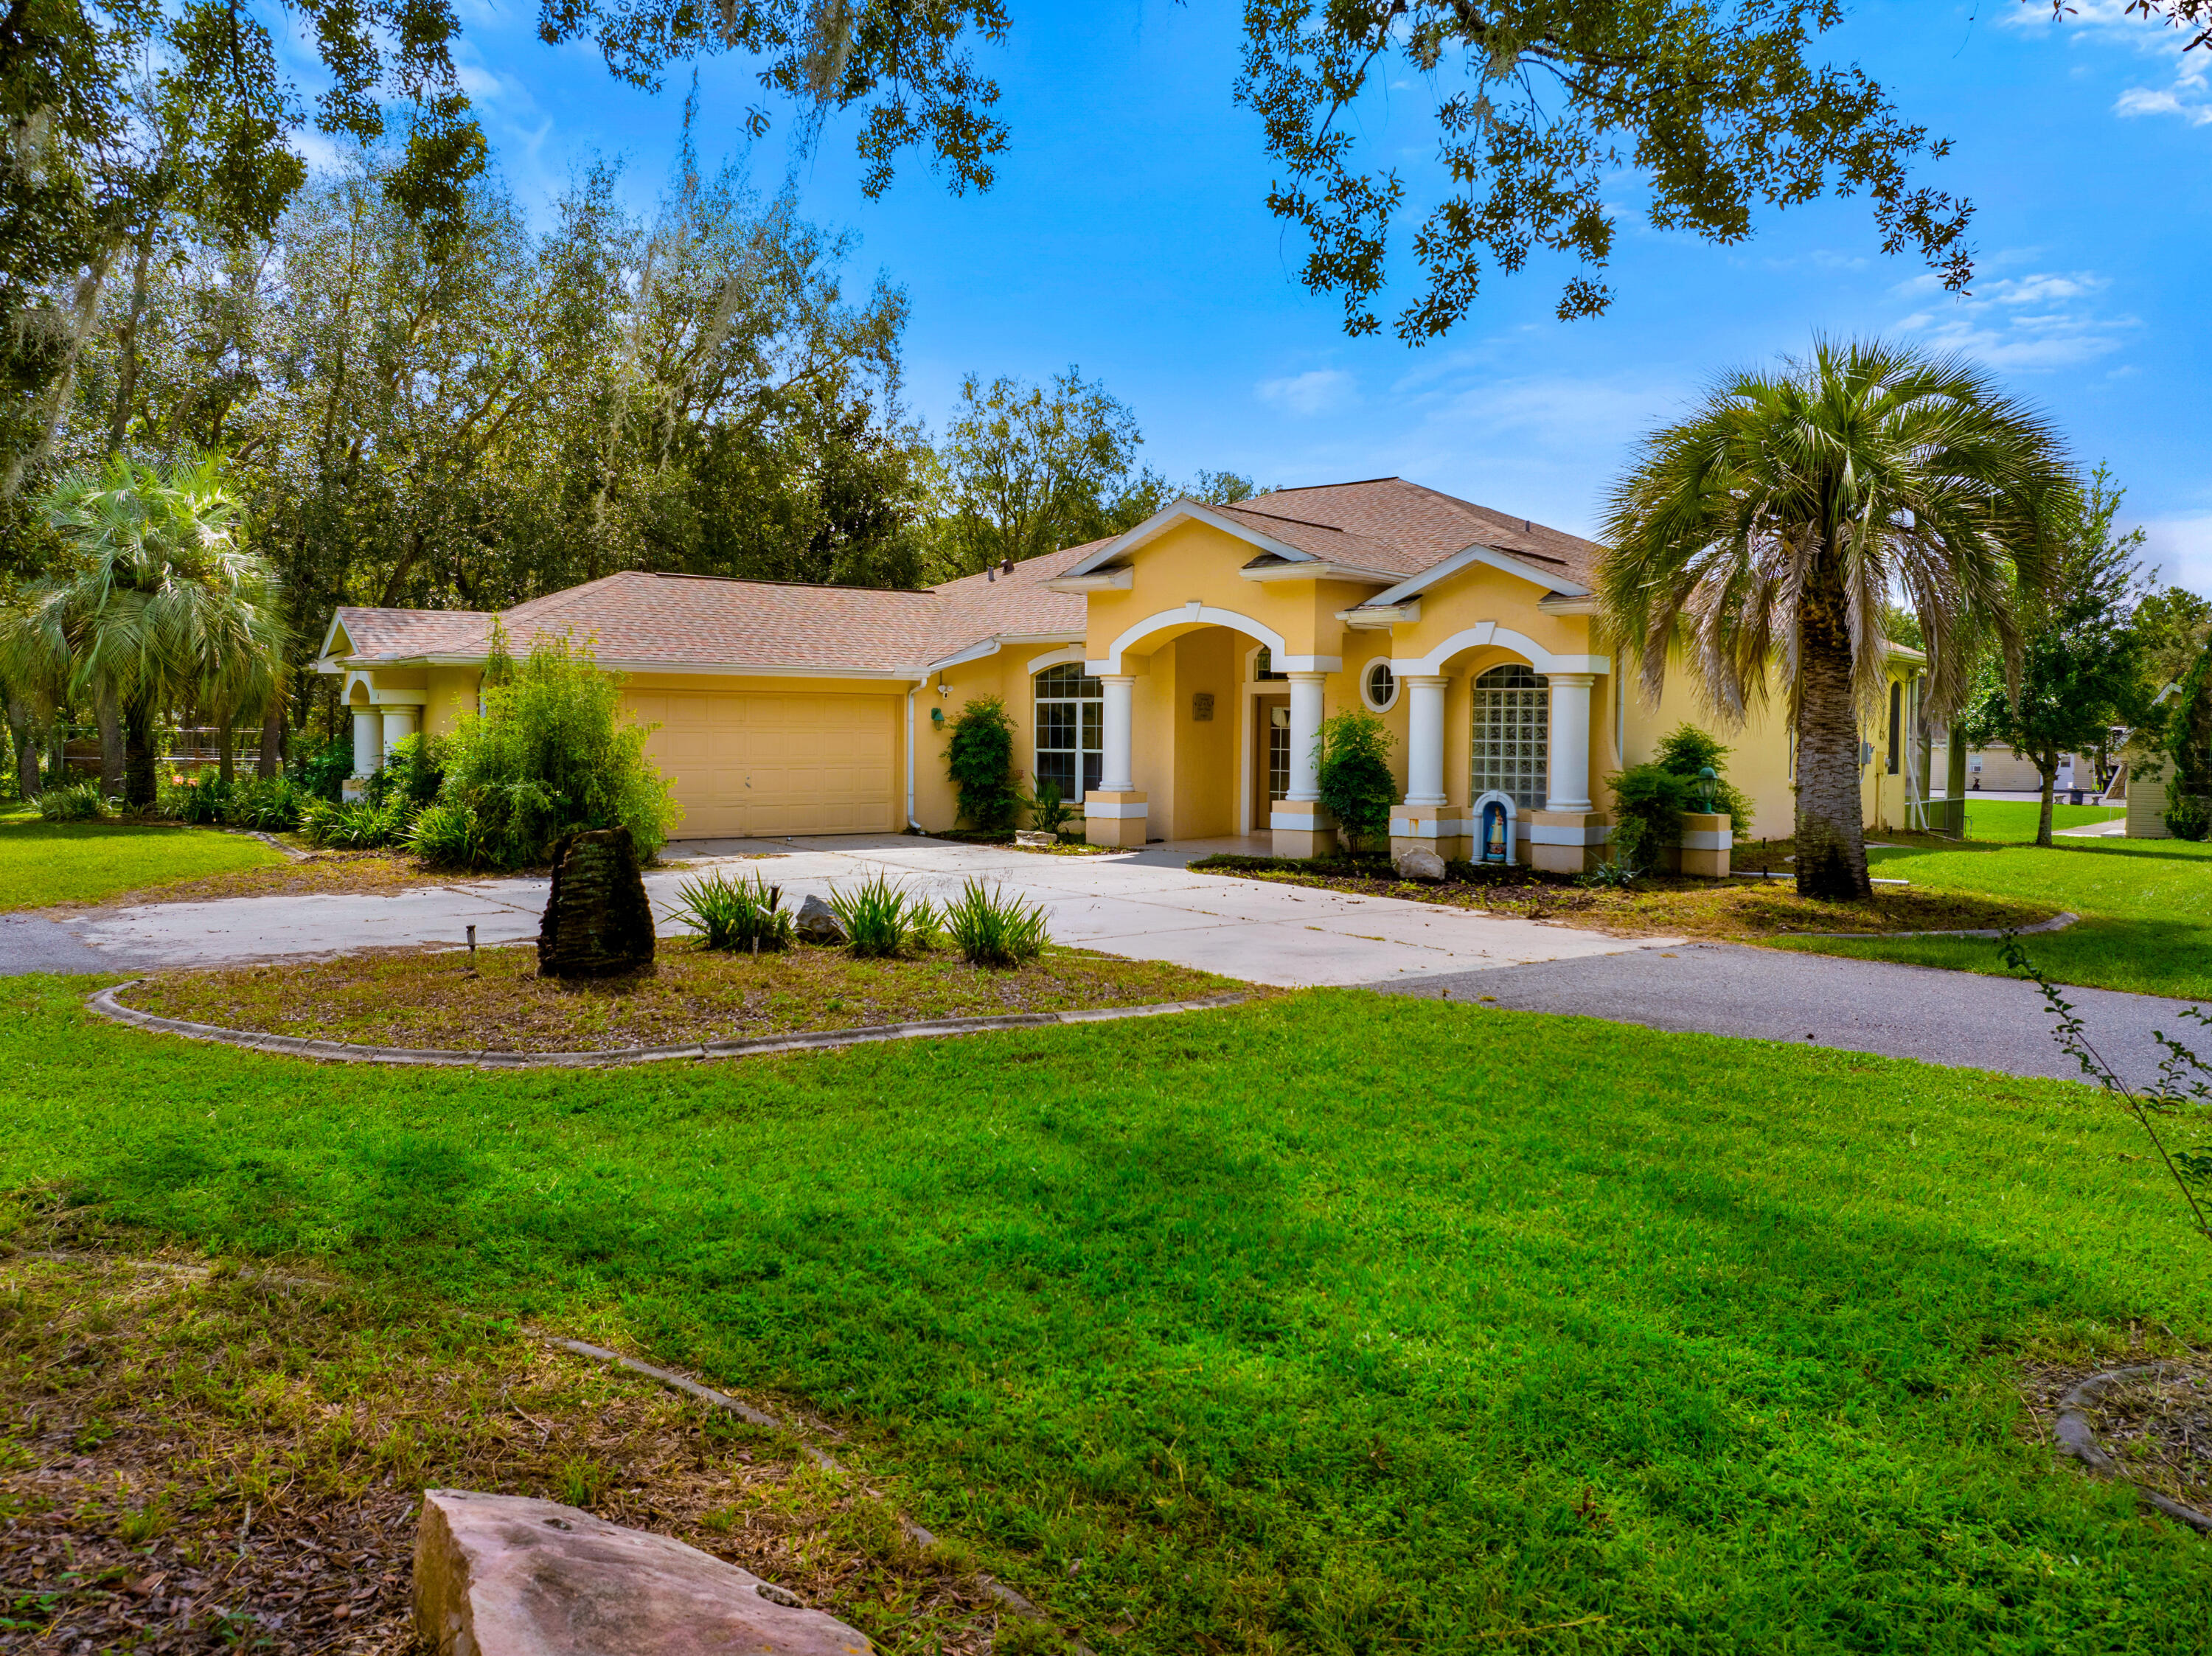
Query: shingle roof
1225 477 1599 583
322 479 1597 677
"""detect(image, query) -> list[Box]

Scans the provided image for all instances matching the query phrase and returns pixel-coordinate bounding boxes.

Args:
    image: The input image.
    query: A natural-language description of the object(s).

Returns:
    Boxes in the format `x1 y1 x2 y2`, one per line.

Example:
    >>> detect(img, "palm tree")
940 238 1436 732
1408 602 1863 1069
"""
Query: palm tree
1599 338 2068 899
1 456 285 809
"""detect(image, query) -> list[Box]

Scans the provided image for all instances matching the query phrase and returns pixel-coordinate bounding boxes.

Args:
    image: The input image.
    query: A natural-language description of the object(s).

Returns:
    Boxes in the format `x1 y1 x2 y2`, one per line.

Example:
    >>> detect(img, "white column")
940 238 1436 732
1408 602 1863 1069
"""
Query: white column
352 709 382 777
1286 672 1327 802
1098 675 1136 793
381 706 420 760
1403 674 1450 806
1545 673 1597 812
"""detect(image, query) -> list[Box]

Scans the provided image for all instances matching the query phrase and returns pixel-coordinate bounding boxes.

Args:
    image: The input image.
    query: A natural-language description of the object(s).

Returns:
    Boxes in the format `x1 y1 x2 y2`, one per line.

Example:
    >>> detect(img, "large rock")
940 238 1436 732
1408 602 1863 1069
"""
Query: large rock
1392 846 1447 883
538 826 655 978
413 1489 873 1655
794 892 846 945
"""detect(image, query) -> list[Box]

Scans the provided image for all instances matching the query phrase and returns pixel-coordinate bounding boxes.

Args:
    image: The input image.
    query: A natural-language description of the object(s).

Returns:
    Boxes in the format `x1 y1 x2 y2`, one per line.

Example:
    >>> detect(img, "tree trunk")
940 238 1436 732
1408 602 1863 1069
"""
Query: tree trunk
1794 574 1874 900
258 696 283 780
2037 759 2056 849
5 695 41 799
95 686 124 795
122 697 159 811
216 701 235 786
1946 726 1968 839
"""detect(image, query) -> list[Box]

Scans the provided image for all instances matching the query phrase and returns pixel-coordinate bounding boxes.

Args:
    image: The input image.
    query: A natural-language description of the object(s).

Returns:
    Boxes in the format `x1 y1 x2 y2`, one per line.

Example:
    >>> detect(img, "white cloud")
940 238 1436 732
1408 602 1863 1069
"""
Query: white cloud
1892 268 2139 370
1255 368 1358 417
2138 514 2212 596
2002 0 2212 124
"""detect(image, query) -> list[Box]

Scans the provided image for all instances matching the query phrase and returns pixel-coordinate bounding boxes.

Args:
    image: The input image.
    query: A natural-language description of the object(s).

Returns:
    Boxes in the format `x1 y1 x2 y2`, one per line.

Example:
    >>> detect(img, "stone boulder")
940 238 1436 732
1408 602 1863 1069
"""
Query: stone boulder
794 893 846 945
538 826 656 978
1392 846 1447 883
414 1489 872 1655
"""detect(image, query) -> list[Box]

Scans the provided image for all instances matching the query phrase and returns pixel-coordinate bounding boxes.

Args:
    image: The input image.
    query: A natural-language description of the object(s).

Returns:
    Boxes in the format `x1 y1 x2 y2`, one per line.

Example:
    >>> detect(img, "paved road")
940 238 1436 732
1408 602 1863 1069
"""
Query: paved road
11 835 1670 989
1368 940 2202 1092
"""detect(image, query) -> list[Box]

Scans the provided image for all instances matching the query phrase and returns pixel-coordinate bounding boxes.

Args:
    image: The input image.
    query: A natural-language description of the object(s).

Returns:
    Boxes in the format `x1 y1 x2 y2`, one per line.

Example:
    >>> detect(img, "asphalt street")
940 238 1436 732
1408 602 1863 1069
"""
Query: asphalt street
1368 939 2199 1093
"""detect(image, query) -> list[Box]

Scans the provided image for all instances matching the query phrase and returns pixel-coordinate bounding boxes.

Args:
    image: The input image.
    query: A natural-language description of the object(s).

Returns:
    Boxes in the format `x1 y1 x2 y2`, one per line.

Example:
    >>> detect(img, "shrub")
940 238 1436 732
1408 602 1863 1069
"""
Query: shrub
946 696 1020 831
1607 762 1697 874
1315 708 1397 848
301 797 408 849
222 776 306 833
677 871 796 952
291 734 355 802
160 770 230 824
406 800 487 866
1652 723 1753 831
430 630 679 870
827 874 938 959
2168 795 2211 842
37 781 110 822
1020 779 1078 837
942 879 1051 967
367 732 444 809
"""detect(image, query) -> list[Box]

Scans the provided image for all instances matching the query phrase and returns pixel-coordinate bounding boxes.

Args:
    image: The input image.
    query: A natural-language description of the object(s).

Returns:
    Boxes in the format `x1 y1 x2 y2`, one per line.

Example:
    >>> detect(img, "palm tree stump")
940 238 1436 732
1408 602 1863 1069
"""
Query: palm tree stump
538 827 656 979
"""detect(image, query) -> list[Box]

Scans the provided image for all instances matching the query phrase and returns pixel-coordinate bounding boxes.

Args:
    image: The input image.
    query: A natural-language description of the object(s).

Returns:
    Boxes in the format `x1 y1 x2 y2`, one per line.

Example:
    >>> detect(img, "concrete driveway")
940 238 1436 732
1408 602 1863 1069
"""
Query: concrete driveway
36 834 1679 988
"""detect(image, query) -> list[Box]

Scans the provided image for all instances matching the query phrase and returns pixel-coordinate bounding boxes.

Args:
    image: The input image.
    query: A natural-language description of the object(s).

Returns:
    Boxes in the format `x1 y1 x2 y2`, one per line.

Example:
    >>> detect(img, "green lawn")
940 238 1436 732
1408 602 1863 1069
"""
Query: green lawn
1936 798 2127 843
0 819 281 910
4 978 2208 1652
1773 829 2212 1002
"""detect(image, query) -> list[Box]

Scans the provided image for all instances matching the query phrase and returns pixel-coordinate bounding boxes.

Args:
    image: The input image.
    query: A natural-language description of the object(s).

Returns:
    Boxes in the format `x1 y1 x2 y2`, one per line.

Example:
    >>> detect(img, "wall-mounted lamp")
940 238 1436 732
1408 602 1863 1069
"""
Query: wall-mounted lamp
930 706 945 727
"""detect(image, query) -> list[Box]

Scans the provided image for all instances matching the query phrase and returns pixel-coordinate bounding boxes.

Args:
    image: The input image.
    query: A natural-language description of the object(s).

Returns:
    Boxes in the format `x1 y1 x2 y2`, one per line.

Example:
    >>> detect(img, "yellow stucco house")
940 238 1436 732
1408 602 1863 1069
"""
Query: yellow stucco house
317 477 1927 868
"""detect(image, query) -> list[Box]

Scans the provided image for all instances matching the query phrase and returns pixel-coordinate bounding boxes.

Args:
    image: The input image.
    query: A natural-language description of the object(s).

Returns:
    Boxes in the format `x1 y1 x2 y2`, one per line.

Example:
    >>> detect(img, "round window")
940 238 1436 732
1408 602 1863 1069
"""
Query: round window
1362 661 1398 712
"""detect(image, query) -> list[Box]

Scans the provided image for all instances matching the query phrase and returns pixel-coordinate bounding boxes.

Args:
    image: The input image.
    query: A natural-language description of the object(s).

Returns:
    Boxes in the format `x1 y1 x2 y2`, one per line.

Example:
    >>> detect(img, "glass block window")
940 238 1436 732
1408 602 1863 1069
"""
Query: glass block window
1471 663 1550 809
1034 663 1102 802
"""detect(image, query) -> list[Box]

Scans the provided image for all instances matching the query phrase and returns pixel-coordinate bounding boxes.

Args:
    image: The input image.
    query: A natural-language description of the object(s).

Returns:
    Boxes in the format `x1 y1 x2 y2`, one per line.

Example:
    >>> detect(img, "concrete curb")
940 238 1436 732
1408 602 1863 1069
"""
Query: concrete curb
1790 910 2081 941
2051 1362 2212 1535
85 981 1248 1069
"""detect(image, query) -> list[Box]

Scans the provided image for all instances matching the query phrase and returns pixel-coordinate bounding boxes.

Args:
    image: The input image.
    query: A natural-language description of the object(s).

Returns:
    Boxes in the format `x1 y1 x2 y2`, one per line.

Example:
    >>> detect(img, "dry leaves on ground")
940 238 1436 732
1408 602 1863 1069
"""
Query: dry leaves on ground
0 1246 1004 1655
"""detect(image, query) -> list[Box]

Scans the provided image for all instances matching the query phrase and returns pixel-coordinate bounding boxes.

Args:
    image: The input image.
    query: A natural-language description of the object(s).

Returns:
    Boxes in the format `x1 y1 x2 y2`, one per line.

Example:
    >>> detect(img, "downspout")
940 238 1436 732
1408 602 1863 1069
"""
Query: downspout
906 684 922 833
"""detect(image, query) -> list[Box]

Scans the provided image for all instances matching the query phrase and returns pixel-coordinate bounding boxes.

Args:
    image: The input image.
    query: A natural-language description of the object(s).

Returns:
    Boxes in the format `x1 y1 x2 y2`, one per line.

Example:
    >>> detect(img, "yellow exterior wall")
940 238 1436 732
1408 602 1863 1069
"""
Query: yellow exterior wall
423 665 481 737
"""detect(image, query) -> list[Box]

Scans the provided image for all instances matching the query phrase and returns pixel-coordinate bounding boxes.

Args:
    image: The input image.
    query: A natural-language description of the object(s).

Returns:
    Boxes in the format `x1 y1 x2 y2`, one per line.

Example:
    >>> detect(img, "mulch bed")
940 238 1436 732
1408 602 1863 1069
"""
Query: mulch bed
1188 854 2053 941
118 940 1241 1055
0 1235 1002 1654
2022 1360 2212 1520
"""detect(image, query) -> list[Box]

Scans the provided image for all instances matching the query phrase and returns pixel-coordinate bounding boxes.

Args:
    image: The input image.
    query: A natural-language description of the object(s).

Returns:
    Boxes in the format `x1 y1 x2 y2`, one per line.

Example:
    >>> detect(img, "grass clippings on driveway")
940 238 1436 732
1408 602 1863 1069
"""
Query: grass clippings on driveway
1189 852 2052 941
6 981 2211 1652
120 940 1242 1054
0 1245 1002 1655
0 821 281 912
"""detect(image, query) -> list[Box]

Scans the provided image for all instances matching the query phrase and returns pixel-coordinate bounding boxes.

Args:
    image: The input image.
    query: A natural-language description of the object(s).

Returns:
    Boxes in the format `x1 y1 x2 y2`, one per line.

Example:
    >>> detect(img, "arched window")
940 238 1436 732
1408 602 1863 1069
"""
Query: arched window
1472 663 1549 809
1253 646 1288 682
1034 663 1103 803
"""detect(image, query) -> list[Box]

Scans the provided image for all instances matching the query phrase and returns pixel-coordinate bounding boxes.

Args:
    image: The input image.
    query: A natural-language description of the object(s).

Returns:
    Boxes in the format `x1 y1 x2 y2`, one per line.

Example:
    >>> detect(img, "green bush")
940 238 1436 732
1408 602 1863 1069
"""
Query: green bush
428 631 679 870
367 732 444 809
1020 779 1078 837
221 776 306 833
159 770 229 824
301 798 408 849
36 781 111 822
1652 723 1753 830
1606 762 1697 875
291 733 355 802
941 879 1051 968
405 800 487 866
677 871 796 952
2167 795 2211 842
946 696 1020 831
827 874 938 959
1315 708 1397 848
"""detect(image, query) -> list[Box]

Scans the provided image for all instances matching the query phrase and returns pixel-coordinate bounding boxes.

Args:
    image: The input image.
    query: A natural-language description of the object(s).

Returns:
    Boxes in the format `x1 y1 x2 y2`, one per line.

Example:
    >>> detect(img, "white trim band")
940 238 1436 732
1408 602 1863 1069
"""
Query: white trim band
1083 801 1149 820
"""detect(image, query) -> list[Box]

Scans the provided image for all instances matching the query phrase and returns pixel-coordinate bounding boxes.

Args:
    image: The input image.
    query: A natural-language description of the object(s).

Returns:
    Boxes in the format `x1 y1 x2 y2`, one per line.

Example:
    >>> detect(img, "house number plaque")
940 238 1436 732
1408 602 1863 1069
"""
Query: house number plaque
1191 692 1215 722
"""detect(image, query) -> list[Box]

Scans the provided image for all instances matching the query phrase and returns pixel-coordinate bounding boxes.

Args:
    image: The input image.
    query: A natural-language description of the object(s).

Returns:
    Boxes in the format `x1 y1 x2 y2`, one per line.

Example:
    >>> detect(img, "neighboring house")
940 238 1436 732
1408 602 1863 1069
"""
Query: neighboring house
1961 744 2092 794
316 476 1924 868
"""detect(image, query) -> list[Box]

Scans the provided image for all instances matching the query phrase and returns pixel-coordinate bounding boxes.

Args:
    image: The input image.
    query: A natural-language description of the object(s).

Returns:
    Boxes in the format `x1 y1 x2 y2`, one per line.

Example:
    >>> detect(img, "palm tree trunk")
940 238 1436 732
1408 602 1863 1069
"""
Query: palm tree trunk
4 694 41 800
122 697 159 811
1795 580 1874 900
217 702 235 786
258 697 283 780
95 686 123 795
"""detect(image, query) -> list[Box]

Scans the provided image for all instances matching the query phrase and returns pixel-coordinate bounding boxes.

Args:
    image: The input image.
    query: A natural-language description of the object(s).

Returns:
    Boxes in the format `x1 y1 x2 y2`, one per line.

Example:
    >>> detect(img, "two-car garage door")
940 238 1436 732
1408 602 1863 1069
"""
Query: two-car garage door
625 689 900 839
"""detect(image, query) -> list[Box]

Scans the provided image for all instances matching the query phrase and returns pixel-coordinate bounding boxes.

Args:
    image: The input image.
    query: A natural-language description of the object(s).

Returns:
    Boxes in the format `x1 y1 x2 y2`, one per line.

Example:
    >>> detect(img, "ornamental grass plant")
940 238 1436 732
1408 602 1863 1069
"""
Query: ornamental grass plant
941 878 1051 968
677 871 796 953
828 874 938 958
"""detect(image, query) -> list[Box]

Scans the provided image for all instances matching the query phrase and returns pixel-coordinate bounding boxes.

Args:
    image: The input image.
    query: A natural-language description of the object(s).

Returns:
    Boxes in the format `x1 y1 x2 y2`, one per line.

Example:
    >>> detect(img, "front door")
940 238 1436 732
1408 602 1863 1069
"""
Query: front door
1253 695 1290 833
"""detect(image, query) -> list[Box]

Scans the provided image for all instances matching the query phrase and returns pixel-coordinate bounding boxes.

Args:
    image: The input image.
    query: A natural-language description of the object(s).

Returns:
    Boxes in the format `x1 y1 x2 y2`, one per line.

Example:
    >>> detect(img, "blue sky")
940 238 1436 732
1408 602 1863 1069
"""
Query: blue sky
296 1 2211 591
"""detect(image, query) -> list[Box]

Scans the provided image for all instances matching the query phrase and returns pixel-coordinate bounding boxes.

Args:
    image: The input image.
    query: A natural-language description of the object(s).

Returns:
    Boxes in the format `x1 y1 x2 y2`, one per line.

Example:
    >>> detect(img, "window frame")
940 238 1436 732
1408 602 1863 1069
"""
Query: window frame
1033 662 1104 804
1360 659 1399 712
